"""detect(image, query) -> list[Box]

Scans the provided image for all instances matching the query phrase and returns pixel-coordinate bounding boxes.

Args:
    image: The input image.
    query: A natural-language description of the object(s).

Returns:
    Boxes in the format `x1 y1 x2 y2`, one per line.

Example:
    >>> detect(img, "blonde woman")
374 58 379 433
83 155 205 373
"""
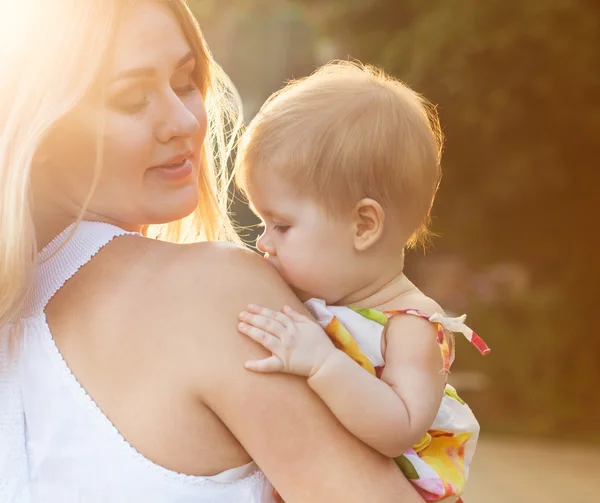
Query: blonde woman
0 1 423 502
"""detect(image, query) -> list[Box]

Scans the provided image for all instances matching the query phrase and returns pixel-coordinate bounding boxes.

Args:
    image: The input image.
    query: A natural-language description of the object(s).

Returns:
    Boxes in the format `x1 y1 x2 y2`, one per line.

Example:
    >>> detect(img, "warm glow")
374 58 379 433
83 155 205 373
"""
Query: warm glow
0 2 31 47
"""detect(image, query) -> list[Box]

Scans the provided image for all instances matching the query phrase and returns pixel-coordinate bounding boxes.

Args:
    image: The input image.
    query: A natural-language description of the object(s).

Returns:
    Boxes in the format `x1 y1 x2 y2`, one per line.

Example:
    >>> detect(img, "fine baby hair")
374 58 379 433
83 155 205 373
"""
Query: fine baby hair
235 60 444 248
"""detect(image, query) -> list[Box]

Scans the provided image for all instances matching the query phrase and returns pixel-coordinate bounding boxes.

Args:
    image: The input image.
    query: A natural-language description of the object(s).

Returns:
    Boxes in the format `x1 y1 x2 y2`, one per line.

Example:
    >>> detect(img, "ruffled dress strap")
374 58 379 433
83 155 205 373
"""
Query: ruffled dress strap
352 306 490 373
307 300 487 501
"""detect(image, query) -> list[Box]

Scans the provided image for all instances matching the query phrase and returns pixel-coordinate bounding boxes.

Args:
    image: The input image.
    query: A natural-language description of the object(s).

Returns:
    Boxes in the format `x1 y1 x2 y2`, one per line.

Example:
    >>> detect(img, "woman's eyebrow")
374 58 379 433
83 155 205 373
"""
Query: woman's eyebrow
111 50 195 83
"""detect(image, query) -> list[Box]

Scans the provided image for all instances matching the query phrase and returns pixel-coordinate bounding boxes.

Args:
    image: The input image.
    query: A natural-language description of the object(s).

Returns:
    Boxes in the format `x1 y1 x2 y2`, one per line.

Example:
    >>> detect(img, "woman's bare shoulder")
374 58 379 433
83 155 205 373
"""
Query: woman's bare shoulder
121 238 298 342
165 240 290 304
180 241 275 278
150 240 272 279
115 237 283 297
106 236 302 393
110 238 419 502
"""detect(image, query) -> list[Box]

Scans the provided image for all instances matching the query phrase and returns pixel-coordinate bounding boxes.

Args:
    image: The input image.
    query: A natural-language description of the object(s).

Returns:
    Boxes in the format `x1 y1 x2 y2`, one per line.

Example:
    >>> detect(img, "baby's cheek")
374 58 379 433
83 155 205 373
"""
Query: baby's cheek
276 256 314 290
295 261 335 299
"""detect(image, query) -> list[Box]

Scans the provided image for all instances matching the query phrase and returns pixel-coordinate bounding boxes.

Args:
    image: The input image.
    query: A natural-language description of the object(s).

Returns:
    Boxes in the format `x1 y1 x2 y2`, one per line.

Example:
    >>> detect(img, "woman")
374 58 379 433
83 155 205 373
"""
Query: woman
0 1 423 502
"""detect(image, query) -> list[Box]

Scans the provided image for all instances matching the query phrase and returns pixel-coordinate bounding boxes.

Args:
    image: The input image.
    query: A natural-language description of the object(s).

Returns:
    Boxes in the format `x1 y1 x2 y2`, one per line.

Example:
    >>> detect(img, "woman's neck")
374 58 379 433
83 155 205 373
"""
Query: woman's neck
33 209 78 251
33 206 143 251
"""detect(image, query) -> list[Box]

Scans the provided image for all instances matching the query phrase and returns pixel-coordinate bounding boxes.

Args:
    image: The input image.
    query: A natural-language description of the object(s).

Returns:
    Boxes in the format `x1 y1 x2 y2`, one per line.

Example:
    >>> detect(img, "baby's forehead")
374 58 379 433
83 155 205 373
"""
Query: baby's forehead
247 177 319 218
247 168 299 199
248 202 299 224
248 189 299 214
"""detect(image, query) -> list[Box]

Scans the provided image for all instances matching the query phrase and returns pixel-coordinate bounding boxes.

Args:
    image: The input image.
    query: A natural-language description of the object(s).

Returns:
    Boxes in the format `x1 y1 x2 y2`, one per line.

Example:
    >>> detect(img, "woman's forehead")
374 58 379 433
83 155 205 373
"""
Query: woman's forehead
108 1 191 79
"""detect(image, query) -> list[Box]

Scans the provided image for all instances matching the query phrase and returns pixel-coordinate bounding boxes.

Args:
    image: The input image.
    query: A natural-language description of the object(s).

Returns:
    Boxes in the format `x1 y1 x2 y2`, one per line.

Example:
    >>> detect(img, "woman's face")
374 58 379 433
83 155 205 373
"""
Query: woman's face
35 1 207 229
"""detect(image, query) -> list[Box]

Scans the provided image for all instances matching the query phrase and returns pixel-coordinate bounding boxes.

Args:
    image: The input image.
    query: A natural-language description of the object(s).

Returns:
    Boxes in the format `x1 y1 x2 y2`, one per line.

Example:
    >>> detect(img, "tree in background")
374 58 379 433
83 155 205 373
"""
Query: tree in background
289 0 600 439
192 0 600 438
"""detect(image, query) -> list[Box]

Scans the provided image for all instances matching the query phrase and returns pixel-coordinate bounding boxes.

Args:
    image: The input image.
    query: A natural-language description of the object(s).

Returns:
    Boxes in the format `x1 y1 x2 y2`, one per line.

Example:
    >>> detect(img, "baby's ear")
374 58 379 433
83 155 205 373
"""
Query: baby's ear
352 198 385 252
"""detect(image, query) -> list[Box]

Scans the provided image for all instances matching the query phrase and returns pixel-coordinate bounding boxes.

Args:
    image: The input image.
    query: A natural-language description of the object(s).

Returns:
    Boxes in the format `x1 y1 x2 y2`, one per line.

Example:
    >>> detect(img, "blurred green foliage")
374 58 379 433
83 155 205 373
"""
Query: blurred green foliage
190 0 600 439
295 0 600 439
295 0 598 279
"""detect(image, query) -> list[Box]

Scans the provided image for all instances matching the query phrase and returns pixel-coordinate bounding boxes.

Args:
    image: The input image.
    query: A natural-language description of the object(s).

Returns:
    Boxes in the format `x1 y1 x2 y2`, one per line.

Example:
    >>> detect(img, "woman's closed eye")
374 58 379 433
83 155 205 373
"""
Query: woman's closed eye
110 74 197 114
172 68 198 96
173 82 197 96
110 86 150 114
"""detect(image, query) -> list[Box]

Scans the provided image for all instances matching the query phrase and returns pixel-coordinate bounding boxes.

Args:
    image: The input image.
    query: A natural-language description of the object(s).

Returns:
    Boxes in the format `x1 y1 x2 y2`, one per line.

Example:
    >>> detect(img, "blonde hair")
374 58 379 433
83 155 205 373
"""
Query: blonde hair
235 60 443 247
0 0 242 335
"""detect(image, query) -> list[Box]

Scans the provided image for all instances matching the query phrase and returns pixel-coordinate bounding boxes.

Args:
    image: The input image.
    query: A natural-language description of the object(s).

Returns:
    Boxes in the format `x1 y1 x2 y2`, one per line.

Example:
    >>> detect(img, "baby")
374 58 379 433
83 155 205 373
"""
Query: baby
234 61 489 502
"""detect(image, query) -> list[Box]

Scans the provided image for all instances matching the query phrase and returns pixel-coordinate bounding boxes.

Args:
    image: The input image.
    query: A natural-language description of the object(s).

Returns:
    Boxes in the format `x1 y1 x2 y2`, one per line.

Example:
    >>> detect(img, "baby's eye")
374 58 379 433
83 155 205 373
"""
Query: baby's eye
273 225 290 234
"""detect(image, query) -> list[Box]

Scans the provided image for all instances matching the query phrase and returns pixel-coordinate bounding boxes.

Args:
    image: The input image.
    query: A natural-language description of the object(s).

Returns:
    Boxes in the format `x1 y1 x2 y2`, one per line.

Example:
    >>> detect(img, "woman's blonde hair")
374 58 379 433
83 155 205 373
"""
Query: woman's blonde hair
235 60 443 248
0 0 243 335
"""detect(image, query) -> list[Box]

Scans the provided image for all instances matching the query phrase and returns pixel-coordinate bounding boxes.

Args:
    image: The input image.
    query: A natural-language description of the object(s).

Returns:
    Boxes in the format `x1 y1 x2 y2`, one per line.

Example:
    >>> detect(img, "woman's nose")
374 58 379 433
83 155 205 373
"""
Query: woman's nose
156 90 203 144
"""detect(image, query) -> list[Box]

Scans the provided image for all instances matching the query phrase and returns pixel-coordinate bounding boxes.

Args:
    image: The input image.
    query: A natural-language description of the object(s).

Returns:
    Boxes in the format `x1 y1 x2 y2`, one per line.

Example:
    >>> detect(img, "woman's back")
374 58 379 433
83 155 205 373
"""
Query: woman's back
19 221 272 502
13 220 422 502
1 1 422 500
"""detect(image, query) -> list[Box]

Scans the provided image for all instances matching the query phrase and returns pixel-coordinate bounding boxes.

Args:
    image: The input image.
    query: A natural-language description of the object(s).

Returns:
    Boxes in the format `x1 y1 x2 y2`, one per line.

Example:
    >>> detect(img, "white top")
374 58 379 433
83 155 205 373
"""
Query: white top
0 221 274 503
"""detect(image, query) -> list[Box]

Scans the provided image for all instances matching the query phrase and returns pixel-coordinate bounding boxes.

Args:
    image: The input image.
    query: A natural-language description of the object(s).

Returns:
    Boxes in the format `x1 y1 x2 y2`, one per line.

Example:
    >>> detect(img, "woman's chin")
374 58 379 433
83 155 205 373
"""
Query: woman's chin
146 191 199 226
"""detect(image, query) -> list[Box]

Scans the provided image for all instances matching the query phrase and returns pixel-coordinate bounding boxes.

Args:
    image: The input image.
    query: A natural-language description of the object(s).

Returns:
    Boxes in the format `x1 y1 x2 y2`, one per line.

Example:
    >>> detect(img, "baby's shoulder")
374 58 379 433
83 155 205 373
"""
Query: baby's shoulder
386 291 445 319
379 291 446 349
379 292 449 373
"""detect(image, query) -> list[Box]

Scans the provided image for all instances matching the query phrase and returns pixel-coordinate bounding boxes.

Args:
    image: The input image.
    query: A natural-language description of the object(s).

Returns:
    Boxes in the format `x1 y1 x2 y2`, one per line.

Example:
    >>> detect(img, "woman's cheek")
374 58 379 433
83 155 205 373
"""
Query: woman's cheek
103 125 153 177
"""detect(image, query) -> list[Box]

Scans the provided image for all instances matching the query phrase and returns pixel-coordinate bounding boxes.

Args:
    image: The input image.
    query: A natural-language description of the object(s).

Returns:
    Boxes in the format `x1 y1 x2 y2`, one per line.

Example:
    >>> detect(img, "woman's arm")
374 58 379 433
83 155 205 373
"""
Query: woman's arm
235 303 446 458
176 244 423 503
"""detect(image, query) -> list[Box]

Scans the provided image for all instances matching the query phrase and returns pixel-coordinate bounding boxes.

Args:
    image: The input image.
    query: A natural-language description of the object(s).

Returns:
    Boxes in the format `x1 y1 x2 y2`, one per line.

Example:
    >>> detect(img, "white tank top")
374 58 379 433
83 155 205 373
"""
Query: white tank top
1 221 274 503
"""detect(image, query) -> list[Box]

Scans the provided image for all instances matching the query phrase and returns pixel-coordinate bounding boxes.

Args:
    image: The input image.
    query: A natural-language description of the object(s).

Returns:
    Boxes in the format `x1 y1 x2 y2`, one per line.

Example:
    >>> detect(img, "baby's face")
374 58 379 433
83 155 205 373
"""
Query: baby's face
248 171 358 303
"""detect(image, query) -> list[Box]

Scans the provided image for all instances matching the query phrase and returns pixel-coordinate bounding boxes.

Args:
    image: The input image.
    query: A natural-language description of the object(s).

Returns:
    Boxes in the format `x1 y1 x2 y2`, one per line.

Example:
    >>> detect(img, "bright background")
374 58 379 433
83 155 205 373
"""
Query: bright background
189 2 600 500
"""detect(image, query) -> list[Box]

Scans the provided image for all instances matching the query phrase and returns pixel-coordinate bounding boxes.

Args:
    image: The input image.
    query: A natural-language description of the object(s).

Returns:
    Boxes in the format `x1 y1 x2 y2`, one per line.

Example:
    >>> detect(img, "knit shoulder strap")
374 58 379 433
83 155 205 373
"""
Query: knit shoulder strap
24 221 140 316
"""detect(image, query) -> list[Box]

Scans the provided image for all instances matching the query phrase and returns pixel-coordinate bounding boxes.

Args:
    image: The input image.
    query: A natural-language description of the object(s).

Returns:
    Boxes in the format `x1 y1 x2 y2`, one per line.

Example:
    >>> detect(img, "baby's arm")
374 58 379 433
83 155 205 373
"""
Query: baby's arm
238 304 446 458
308 313 446 457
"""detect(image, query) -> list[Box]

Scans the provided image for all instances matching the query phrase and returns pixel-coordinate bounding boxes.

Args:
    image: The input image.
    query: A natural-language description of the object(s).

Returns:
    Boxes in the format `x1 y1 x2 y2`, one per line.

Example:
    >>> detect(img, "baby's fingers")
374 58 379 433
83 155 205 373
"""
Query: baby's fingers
238 322 281 353
283 305 311 323
240 310 288 336
246 304 293 329
245 356 284 373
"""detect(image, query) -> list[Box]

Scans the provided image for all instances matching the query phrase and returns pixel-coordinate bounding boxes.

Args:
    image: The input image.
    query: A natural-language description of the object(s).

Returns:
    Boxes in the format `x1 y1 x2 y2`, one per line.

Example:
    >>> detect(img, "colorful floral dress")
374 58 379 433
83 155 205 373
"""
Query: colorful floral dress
305 298 490 503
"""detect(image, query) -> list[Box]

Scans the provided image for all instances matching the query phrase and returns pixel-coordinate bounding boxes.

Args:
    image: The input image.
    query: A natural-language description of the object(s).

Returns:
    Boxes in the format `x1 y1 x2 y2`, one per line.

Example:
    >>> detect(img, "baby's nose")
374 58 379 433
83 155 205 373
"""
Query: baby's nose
256 233 275 256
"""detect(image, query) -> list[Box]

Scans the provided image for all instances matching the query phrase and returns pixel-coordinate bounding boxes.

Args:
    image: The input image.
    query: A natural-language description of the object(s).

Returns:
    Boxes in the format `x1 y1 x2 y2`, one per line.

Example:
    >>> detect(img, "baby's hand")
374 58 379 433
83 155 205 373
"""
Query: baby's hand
238 304 336 377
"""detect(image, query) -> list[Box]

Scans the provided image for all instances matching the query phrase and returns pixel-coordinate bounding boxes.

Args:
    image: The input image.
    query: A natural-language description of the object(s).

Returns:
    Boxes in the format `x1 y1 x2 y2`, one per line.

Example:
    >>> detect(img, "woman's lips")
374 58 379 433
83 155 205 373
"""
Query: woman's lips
148 157 193 181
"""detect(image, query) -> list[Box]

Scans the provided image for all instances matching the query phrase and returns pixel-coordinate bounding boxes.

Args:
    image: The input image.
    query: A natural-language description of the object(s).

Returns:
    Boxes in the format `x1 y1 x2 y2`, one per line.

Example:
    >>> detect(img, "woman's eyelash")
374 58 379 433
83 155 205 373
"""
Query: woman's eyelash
120 98 150 114
114 82 195 114
174 84 196 95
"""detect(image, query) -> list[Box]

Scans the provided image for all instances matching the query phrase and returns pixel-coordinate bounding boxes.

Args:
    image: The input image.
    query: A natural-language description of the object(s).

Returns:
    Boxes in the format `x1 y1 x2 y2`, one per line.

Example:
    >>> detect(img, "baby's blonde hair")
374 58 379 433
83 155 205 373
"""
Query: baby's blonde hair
235 60 443 247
